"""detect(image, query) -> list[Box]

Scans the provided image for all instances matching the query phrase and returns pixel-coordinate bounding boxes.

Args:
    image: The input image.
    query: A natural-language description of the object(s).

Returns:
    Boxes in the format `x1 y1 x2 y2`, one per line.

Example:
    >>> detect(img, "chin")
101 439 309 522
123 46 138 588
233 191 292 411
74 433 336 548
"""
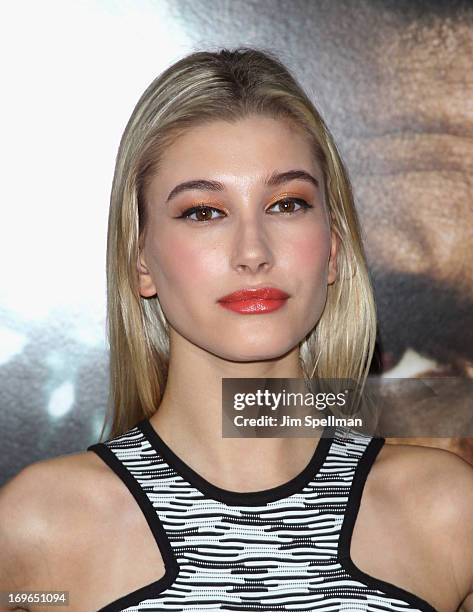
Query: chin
210 339 299 363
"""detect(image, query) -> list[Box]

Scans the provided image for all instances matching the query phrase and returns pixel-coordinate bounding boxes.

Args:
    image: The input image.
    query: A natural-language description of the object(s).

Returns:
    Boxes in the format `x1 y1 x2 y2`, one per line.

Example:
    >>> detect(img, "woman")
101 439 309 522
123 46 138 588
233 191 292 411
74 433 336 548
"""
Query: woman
1 47 473 612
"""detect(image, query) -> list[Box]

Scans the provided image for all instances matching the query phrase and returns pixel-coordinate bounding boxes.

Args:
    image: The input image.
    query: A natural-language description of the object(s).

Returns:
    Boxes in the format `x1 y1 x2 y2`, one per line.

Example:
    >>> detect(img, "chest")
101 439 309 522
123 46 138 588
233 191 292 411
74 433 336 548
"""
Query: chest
44 480 455 612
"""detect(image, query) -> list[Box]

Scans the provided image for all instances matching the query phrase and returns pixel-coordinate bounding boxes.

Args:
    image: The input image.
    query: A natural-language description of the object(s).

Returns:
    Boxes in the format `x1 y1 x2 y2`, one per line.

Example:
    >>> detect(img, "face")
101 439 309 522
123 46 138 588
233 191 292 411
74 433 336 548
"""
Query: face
137 115 338 362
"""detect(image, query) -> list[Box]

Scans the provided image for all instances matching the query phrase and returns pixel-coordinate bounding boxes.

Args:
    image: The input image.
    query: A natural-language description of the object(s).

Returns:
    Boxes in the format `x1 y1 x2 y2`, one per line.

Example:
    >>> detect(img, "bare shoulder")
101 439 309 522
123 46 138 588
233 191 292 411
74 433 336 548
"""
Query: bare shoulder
0 448 117 528
0 448 120 591
375 440 473 513
373 440 473 597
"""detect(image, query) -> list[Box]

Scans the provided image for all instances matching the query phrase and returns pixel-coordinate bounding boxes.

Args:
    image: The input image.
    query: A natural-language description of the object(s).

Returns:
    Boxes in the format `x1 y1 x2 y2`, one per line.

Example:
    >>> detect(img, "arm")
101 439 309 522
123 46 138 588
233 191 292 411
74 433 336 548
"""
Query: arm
433 450 473 610
0 463 55 612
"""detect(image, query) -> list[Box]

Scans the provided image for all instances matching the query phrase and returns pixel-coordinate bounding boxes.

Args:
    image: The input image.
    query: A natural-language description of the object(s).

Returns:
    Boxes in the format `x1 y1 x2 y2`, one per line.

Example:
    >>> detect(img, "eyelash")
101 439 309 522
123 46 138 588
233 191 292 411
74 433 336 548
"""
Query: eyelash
176 197 314 223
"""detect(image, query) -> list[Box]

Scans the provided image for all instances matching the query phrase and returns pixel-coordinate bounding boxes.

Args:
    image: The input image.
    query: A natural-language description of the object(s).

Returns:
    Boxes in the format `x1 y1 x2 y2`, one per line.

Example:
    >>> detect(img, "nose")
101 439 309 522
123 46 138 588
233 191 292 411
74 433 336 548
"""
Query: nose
231 217 274 275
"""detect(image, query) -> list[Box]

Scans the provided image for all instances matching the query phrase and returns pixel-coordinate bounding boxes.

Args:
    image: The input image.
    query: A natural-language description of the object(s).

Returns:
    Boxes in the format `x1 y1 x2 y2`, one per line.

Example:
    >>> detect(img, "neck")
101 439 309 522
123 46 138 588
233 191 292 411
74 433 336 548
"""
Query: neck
149 331 320 492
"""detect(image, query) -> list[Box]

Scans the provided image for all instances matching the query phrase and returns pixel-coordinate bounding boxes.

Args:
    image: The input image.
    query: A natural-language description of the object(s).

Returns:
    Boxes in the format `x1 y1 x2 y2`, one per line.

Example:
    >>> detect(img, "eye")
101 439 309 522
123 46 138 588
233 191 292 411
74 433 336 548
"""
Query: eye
267 197 313 214
177 205 225 222
176 197 313 223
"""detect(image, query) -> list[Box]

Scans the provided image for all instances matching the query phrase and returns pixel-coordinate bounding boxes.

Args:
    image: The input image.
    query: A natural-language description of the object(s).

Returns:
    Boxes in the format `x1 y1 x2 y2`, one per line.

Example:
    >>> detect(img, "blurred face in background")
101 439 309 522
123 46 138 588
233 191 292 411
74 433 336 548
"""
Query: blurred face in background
338 13 473 375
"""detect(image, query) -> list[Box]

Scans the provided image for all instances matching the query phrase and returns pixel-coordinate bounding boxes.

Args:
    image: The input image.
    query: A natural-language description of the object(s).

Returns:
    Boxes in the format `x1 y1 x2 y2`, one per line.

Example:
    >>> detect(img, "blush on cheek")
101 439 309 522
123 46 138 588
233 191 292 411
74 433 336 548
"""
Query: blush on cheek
290 233 331 276
160 235 223 294
161 236 199 280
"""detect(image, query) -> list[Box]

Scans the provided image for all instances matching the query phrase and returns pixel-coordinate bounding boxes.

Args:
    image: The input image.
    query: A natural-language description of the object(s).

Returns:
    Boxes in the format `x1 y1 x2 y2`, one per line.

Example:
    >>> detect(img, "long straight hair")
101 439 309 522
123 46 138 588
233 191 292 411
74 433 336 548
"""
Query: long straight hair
98 47 377 441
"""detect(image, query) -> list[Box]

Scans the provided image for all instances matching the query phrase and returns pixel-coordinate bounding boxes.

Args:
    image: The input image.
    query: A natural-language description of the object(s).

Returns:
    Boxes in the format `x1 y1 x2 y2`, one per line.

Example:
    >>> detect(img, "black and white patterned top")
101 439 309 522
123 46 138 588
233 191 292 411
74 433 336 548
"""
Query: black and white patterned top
87 418 436 612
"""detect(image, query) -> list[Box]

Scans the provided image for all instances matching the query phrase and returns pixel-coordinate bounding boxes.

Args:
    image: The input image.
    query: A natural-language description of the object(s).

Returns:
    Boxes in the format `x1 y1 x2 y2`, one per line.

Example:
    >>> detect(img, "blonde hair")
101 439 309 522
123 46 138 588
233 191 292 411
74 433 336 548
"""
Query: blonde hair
98 46 377 441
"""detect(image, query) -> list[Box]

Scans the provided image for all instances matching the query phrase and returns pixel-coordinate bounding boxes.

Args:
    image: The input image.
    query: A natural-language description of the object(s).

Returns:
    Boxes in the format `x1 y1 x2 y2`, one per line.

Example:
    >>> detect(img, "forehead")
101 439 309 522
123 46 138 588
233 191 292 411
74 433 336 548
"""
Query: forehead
152 115 322 189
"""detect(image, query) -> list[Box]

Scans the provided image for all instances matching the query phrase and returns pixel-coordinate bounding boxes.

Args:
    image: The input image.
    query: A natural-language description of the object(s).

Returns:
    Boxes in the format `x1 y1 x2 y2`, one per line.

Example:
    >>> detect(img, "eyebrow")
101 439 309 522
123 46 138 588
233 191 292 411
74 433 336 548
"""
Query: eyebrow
165 169 319 203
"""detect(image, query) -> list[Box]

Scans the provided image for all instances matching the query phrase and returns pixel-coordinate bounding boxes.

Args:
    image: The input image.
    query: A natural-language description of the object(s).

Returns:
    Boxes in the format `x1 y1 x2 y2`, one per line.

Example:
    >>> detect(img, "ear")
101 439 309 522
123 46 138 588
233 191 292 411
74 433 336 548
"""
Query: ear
137 249 157 297
327 230 338 285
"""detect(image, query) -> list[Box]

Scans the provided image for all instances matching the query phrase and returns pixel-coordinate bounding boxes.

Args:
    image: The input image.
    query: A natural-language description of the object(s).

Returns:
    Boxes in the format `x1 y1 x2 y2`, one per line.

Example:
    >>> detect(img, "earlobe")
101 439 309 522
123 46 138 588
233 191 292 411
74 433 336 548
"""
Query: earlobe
137 251 157 297
327 230 338 285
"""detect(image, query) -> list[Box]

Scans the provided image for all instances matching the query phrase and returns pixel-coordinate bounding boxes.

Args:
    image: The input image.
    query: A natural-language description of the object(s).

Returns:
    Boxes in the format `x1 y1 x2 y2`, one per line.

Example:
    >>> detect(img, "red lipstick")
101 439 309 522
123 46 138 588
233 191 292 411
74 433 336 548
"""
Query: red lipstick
217 287 290 314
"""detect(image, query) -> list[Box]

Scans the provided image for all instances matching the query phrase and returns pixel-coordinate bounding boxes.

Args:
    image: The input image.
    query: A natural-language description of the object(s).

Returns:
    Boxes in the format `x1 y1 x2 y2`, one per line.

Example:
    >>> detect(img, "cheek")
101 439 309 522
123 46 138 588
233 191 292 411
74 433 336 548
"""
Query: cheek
286 227 331 280
154 233 223 293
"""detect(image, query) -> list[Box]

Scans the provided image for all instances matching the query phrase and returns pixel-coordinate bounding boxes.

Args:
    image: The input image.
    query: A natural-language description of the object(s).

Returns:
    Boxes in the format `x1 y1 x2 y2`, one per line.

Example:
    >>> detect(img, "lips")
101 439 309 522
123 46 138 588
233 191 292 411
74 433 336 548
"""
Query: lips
217 287 290 315
218 287 290 302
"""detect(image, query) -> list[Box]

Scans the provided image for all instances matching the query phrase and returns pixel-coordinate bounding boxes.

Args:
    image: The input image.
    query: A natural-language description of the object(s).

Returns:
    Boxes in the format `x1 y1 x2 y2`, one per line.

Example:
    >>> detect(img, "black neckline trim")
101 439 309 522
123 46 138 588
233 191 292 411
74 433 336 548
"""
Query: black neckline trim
86 442 179 612
138 417 335 506
338 436 438 612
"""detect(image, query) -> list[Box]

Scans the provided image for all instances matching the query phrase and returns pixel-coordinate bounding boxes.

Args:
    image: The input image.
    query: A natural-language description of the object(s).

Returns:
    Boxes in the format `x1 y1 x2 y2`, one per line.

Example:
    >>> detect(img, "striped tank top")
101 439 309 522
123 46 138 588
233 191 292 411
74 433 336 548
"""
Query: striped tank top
87 419 437 612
